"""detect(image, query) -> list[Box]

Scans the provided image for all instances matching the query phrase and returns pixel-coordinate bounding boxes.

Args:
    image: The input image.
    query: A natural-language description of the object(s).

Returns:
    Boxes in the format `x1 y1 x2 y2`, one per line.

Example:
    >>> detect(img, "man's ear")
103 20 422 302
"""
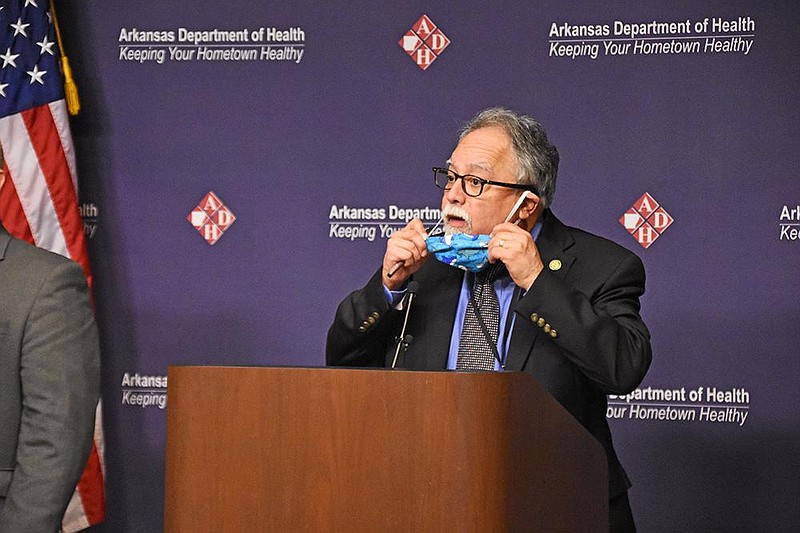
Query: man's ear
517 192 541 221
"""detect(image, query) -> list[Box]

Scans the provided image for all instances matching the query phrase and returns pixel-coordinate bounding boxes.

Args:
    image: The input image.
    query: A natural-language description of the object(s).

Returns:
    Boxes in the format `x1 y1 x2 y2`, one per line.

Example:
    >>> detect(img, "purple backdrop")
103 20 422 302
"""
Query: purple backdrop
58 1 799 530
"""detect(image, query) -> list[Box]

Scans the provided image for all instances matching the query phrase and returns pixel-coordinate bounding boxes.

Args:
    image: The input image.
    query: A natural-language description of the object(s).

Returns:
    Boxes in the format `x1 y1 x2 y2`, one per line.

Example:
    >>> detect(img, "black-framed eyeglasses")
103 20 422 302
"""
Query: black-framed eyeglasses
432 167 539 198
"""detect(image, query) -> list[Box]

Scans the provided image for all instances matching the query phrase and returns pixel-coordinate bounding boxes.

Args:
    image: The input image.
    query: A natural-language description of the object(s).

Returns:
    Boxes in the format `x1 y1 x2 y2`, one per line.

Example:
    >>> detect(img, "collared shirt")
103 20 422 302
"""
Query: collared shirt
445 221 542 370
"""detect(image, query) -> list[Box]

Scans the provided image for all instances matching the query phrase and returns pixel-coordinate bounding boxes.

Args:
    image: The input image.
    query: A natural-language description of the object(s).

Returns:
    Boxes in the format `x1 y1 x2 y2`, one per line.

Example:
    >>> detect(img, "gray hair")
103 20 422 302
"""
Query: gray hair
459 107 559 208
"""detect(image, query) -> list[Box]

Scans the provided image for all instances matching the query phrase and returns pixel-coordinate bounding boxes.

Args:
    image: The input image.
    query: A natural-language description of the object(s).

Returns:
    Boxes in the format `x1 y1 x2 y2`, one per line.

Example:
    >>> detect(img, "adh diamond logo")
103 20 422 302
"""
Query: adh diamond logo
187 191 236 245
399 15 450 70
619 192 673 249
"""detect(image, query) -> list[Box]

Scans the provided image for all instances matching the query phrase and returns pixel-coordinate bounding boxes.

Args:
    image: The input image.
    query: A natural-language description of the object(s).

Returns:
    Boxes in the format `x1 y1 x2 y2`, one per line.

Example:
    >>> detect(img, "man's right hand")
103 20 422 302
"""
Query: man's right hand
382 218 429 290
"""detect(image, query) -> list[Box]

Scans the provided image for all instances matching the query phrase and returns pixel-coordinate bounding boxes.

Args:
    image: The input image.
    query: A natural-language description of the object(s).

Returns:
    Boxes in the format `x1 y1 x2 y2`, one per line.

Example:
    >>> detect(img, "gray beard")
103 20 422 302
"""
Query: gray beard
444 222 471 236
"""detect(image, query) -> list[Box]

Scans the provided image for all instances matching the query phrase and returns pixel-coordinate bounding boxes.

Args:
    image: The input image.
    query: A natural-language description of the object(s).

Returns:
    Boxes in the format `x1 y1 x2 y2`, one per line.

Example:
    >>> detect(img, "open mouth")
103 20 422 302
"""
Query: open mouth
442 205 471 234
443 213 471 235
446 214 466 225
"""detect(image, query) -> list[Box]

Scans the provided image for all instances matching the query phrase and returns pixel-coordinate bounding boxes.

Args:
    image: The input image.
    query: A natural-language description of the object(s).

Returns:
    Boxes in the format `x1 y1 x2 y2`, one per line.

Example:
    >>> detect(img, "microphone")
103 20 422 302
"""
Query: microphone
391 281 419 369
399 334 414 359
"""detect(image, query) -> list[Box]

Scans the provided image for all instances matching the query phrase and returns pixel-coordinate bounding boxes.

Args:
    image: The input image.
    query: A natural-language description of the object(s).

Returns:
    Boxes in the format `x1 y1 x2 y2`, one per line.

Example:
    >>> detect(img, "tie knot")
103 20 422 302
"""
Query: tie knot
476 262 506 286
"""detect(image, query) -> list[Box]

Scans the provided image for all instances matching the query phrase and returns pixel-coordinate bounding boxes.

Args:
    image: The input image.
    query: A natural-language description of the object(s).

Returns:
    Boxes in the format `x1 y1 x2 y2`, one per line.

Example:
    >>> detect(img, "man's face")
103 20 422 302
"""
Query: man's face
441 126 525 235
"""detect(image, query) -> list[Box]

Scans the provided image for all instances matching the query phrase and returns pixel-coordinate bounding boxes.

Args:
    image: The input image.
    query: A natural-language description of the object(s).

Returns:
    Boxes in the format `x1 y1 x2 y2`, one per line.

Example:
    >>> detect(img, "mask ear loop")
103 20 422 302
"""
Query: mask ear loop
503 190 533 225
426 217 444 237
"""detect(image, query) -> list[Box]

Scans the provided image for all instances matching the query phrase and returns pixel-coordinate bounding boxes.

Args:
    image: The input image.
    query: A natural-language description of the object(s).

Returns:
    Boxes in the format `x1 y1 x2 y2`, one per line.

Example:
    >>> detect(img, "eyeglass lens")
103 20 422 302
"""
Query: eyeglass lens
434 168 483 197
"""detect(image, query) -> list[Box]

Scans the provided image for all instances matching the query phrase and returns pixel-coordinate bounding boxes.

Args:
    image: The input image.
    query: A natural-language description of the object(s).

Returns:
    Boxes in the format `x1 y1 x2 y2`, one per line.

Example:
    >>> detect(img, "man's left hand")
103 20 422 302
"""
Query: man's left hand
488 222 544 290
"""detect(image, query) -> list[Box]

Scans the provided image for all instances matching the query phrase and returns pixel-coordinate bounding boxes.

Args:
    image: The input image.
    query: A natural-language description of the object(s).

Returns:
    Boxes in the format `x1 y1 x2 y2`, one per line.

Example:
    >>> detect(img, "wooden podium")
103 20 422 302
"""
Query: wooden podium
164 366 607 532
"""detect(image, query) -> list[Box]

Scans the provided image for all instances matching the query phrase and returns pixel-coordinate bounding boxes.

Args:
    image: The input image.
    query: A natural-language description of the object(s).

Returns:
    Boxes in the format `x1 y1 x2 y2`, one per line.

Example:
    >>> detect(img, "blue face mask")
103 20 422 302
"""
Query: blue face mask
426 233 491 273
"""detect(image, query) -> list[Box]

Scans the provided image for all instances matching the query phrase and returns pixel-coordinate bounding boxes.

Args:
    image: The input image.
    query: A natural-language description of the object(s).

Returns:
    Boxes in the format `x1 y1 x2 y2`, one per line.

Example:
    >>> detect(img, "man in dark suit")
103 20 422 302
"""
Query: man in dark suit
327 107 652 531
0 169 100 531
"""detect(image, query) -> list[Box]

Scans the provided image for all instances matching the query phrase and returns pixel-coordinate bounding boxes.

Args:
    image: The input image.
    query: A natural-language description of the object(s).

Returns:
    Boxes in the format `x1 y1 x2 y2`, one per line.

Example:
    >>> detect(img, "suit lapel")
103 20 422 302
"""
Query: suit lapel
536 211 577 282
504 211 576 371
406 259 463 370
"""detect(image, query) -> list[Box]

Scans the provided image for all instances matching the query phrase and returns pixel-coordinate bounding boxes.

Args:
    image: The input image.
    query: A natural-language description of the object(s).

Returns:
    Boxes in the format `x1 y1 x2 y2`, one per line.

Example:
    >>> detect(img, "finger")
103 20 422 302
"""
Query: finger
489 234 514 254
385 243 414 268
491 221 529 238
406 218 428 239
490 222 514 237
390 236 427 265
487 239 508 263
393 225 428 254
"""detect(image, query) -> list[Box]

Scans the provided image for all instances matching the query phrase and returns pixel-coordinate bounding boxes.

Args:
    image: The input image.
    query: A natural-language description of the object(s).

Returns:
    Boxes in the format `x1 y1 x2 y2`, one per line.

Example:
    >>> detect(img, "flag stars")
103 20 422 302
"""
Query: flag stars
26 63 46 84
11 18 30 37
37 35 55 55
0 82 8 97
0 47 19 68
25 0 40 7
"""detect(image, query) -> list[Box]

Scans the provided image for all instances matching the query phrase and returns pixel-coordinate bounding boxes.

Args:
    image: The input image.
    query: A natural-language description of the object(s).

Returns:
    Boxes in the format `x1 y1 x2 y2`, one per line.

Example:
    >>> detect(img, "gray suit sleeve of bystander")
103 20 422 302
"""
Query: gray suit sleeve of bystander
0 257 100 533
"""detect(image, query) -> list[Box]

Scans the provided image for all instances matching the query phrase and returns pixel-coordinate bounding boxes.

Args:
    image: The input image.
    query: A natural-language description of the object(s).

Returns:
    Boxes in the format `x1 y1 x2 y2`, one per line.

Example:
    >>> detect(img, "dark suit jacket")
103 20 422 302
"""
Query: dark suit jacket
0 226 100 532
327 211 652 510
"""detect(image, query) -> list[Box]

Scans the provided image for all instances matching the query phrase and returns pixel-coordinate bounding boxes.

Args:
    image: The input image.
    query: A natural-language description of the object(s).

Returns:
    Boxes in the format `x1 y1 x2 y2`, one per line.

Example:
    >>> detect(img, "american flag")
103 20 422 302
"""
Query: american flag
0 1 105 531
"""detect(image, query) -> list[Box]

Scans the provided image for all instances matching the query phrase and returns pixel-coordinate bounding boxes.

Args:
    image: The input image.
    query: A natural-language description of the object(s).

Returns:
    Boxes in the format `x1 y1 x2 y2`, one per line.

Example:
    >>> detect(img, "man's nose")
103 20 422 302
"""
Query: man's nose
444 180 466 204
